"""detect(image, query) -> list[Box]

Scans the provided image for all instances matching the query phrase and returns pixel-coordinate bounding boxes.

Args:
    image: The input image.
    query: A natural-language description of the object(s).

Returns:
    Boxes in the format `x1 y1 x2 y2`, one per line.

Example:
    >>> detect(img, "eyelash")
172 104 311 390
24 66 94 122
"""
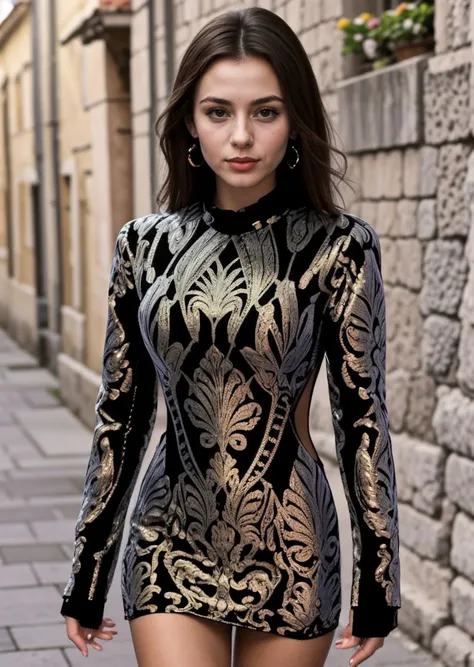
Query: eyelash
205 107 280 120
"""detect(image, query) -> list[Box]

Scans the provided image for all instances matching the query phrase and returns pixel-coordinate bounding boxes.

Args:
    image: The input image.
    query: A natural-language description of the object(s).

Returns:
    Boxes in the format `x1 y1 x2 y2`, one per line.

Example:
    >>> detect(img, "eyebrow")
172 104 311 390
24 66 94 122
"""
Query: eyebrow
199 95 284 105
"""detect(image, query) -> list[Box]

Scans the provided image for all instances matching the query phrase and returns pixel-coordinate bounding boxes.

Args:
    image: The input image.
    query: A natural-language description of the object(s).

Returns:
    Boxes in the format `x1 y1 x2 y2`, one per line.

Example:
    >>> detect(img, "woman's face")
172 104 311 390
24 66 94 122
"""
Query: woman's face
186 56 296 202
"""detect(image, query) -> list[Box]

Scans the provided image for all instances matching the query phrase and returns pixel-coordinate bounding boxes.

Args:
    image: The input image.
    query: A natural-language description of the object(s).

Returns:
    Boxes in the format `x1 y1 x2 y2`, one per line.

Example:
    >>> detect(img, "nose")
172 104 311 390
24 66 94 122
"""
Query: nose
230 115 253 147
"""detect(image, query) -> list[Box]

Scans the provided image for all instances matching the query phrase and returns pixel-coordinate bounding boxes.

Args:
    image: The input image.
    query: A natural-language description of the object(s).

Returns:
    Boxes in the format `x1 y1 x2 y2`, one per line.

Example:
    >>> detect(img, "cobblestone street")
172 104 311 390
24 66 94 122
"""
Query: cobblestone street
0 328 439 667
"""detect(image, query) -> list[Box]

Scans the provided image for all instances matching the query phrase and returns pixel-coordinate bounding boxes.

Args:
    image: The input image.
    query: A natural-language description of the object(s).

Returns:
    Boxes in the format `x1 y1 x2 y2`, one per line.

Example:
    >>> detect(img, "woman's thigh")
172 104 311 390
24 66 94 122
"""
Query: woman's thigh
129 612 233 667
234 626 336 667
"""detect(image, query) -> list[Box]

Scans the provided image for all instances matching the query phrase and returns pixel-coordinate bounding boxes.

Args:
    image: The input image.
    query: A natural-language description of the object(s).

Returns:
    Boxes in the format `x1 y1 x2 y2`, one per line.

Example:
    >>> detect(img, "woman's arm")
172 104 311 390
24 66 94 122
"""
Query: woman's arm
323 217 401 638
60 220 158 629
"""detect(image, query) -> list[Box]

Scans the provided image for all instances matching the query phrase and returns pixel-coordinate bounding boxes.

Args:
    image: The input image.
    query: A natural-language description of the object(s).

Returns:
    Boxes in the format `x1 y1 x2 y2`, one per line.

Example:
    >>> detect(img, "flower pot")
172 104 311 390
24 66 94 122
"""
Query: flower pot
393 37 434 62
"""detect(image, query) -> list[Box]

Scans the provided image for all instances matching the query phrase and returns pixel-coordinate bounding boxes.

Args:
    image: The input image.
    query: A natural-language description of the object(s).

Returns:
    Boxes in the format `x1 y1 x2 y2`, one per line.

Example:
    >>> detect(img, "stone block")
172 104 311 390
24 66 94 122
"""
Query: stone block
457 323 474 394
405 372 437 443
10 622 72 650
398 581 449 647
433 387 474 458
400 545 452 610
398 502 448 560
396 239 422 290
386 369 410 432
393 199 418 237
380 238 398 286
424 59 471 144
451 511 474 583
403 148 422 197
336 55 428 153
437 143 470 237
286 0 302 34
422 314 460 380
417 198 437 240
451 576 474 637
445 453 474 517
395 434 444 517
420 146 439 197
420 240 468 317
432 625 474 667
377 200 397 237
385 287 422 372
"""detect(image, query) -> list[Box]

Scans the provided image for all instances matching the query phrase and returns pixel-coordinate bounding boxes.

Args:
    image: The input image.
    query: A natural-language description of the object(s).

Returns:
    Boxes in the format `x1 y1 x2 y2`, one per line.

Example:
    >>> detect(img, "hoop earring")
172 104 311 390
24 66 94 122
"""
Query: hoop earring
286 143 300 170
188 142 205 168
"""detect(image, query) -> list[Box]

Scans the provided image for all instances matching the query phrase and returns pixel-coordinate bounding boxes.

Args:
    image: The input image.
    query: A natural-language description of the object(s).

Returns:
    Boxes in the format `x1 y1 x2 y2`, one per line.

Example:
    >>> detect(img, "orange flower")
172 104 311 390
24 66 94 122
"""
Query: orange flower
395 3 408 15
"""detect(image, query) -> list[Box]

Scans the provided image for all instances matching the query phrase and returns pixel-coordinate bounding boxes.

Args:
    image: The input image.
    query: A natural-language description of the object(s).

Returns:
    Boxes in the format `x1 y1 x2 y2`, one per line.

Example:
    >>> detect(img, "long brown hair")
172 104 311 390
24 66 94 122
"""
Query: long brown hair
155 7 351 215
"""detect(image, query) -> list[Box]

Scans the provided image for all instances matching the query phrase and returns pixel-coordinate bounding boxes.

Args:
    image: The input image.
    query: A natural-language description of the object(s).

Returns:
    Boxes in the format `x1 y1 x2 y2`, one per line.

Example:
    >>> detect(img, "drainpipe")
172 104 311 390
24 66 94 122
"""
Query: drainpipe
2 82 13 279
148 0 157 212
31 0 49 364
49 0 63 335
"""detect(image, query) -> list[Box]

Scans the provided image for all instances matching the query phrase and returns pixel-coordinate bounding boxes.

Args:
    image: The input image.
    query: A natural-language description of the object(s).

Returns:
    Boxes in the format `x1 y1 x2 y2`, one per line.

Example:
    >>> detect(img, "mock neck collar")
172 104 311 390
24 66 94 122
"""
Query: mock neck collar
201 184 295 235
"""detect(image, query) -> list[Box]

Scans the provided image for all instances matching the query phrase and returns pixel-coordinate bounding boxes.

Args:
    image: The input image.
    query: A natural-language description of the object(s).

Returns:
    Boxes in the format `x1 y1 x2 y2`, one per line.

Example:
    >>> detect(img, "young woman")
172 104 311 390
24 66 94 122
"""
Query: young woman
60 7 401 667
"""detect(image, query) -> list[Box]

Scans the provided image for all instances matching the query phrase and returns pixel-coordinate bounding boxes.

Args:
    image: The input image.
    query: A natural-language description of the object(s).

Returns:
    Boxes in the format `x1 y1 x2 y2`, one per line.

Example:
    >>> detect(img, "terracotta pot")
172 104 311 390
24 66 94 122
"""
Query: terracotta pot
393 37 434 62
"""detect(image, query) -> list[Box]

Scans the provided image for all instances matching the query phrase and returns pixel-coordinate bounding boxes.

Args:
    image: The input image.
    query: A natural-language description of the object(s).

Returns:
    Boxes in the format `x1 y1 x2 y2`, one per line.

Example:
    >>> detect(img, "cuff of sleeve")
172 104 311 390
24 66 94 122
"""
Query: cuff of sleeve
61 596 106 630
351 604 399 638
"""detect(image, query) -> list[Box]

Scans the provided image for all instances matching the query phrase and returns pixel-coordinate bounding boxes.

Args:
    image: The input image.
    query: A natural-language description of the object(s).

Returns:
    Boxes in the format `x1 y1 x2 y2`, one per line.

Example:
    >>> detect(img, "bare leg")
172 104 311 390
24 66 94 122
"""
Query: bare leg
130 612 233 667
234 626 335 667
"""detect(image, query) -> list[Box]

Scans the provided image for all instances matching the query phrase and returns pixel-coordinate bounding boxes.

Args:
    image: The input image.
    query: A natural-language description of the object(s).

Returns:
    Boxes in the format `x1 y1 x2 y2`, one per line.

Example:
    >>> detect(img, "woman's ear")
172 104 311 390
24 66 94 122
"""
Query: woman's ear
185 115 197 138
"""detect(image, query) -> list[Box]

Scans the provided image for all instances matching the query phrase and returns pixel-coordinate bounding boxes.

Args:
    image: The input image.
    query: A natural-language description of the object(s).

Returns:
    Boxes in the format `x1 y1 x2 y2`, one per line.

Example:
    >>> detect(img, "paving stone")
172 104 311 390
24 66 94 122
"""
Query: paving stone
4 369 58 389
17 456 89 470
0 585 62 625
0 351 38 369
8 468 86 481
54 504 80 520
0 564 37 587
0 522 35 546
1 479 78 498
14 408 91 457
0 649 69 666
0 506 55 523
30 520 76 544
0 426 34 447
1 545 68 564
21 388 60 409
31 561 72 585
25 495 83 507
65 639 137 667
10 623 71 650
0 627 15 652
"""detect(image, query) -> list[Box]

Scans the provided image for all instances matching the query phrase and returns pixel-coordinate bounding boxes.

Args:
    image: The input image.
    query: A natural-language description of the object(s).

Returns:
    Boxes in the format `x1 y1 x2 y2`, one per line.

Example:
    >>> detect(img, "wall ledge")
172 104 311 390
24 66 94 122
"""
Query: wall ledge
335 54 431 153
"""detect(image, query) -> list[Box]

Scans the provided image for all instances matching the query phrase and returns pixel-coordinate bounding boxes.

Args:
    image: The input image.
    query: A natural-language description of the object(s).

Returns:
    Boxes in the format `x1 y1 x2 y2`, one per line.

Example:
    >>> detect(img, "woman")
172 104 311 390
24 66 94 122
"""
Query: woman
61 7 401 667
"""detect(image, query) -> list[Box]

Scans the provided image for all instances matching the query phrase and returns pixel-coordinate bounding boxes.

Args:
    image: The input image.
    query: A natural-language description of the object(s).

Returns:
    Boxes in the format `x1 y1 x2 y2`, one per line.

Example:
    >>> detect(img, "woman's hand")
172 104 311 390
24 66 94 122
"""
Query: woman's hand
64 615 118 657
334 609 385 665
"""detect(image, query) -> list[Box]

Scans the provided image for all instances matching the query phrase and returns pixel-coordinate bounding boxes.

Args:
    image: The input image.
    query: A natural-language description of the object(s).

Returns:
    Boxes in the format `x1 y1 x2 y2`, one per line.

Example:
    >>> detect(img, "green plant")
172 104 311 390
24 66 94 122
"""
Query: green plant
371 2 435 45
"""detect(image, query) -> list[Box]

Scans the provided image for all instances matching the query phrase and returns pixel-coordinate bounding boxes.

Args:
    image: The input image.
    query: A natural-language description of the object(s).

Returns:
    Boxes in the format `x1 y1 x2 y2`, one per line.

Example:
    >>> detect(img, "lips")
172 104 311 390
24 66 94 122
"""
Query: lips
228 158 258 163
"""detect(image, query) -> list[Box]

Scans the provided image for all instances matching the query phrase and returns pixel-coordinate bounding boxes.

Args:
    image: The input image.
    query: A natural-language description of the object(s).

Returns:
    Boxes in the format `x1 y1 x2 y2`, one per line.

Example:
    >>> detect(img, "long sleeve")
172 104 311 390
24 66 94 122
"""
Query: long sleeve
60 221 158 629
322 219 401 638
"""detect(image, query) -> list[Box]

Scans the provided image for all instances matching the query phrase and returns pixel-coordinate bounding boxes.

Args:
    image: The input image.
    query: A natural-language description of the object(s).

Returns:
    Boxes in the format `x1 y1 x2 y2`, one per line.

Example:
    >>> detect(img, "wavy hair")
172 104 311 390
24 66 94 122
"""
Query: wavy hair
155 6 351 215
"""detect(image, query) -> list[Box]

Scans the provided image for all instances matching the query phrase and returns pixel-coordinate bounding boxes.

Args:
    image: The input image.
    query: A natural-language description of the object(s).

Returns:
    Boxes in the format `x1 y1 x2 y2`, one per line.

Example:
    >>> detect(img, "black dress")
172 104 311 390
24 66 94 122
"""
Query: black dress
60 185 401 640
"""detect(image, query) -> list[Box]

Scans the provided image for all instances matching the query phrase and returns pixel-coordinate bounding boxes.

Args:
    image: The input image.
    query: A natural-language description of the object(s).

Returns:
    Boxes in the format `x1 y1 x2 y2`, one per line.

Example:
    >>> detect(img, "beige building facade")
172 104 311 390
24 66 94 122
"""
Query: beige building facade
0 1 473 664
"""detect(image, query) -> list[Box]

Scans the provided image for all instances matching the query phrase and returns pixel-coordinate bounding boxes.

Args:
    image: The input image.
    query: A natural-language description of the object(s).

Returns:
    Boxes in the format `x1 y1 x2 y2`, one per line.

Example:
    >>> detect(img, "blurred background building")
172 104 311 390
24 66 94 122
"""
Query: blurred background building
0 1 472 665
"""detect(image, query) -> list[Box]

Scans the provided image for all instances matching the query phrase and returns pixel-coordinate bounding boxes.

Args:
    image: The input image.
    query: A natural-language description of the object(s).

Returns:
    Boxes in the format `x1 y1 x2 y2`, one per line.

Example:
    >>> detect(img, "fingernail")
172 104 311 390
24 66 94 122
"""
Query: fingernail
349 660 353 665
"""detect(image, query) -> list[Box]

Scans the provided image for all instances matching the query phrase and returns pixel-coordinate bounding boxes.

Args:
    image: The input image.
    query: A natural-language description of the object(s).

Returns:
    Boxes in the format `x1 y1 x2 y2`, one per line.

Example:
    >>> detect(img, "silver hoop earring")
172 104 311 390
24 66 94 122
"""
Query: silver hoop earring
286 144 299 170
188 142 204 168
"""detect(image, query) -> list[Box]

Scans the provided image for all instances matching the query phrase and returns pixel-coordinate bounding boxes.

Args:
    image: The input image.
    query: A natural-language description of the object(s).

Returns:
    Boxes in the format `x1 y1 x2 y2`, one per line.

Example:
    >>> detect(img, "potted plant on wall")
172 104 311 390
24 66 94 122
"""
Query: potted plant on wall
337 1 435 71
337 12 392 72
375 2 435 62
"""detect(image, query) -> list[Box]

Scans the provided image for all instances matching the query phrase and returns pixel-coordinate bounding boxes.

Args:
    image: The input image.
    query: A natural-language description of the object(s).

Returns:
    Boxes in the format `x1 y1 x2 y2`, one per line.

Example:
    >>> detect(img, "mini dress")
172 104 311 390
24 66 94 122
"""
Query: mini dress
60 184 401 639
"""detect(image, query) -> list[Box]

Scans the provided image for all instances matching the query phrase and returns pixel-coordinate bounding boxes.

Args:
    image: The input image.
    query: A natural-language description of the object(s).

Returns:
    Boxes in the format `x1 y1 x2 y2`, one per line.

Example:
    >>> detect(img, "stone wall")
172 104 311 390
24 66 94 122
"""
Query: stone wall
332 0 474 663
